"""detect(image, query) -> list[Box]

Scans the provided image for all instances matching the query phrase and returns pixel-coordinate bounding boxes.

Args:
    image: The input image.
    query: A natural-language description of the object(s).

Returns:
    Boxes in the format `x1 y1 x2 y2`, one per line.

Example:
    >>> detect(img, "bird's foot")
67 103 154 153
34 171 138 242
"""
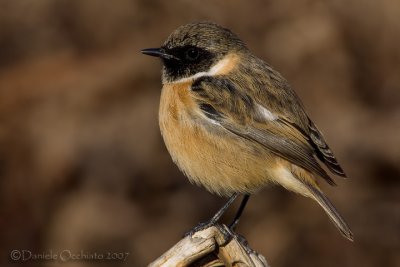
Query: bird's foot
184 222 236 247
229 219 239 231
233 232 258 255
184 220 216 237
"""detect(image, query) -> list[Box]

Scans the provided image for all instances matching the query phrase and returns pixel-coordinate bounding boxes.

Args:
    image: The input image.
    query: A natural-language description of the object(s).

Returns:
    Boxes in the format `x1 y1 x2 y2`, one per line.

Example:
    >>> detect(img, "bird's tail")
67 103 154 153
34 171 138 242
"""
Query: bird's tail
304 182 354 241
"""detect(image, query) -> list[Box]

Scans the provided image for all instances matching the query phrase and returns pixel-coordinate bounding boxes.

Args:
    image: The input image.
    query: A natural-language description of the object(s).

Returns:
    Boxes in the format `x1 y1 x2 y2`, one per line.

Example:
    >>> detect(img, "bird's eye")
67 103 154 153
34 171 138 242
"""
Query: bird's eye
185 47 200 61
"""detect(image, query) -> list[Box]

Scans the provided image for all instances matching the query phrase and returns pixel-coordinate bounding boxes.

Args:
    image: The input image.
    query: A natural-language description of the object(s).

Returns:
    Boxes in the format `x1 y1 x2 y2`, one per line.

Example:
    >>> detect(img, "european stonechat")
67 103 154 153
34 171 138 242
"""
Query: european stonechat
141 22 353 241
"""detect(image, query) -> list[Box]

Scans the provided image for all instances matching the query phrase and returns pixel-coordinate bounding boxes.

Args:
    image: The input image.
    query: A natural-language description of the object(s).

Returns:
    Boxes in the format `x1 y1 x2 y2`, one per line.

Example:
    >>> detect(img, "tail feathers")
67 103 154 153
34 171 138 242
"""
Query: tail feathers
305 183 354 241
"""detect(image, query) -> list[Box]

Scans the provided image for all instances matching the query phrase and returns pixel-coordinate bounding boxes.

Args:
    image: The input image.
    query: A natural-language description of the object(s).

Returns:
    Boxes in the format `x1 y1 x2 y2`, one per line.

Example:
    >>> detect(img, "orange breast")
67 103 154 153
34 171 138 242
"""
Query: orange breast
158 82 278 196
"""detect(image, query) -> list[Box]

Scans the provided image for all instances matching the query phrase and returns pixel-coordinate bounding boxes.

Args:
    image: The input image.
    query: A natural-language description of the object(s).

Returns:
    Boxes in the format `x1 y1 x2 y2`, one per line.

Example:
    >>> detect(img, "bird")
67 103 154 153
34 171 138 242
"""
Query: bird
141 22 353 241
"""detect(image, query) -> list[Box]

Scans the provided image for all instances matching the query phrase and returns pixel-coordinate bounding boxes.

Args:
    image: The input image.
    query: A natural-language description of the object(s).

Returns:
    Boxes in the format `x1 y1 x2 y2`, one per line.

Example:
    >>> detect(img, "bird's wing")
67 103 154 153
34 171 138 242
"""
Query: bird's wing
307 120 346 177
253 65 346 177
191 76 339 185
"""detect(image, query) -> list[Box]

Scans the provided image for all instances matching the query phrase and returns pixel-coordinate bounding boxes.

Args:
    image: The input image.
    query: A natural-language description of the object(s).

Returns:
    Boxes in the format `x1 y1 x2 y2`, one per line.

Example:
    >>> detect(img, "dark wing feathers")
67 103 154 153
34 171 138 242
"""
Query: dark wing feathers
199 103 222 120
279 117 346 177
308 121 346 177
191 76 341 185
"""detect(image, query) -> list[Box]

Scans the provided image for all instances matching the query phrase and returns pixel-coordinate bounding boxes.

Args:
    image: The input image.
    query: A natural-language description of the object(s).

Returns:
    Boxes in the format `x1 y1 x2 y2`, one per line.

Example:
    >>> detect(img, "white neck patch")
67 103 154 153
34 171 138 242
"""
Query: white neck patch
167 55 237 84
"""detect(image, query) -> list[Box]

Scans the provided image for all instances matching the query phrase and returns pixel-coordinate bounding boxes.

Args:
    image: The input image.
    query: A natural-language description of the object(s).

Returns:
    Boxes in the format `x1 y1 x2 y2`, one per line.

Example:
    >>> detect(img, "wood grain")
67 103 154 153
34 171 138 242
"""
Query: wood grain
148 224 269 267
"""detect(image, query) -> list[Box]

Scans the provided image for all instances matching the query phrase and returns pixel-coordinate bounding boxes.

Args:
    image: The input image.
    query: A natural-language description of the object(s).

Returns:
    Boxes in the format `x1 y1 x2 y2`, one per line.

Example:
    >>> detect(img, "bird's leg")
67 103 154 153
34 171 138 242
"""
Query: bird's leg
229 194 250 231
185 193 238 236
209 193 239 224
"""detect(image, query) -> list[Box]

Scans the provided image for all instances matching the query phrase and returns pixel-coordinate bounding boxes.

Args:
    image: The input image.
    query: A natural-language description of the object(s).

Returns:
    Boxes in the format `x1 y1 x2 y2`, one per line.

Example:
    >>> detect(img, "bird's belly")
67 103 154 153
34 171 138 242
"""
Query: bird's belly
159 83 276 196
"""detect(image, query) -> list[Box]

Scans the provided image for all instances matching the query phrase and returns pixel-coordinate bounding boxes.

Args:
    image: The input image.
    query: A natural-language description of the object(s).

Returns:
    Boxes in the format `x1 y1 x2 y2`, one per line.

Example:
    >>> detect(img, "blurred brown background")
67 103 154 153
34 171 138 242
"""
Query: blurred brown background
0 0 399 266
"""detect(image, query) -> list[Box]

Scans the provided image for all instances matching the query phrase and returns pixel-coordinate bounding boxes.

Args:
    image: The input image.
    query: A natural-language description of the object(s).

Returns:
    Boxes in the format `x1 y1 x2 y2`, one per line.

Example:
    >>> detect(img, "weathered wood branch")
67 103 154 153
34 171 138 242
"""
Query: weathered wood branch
148 224 270 267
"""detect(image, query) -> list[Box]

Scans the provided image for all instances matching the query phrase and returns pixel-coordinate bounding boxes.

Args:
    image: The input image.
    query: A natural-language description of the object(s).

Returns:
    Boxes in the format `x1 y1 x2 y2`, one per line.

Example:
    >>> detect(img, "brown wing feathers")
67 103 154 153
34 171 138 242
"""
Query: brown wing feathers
191 76 345 185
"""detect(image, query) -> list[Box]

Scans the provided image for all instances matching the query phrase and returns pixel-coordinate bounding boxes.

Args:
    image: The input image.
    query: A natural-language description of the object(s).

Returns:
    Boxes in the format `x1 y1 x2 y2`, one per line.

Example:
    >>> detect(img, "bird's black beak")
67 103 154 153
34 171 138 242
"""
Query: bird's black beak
141 48 179 61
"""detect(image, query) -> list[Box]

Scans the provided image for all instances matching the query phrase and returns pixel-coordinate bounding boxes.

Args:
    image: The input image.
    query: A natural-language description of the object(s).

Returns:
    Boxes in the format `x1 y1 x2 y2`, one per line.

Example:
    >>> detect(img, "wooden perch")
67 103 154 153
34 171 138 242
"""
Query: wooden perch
148 224 270 267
